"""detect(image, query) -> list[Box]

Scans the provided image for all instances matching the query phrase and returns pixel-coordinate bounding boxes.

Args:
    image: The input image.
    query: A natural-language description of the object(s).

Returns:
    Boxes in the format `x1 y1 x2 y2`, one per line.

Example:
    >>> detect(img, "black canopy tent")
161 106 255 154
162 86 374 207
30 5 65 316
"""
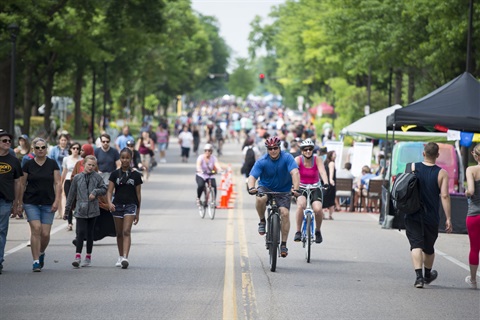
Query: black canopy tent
381 72 479 232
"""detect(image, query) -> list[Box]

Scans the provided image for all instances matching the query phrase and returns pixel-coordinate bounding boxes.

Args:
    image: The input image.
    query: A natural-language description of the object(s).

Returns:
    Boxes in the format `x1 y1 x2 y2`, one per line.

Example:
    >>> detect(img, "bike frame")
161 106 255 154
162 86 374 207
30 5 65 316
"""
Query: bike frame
300 182 322 262
198 172 217 219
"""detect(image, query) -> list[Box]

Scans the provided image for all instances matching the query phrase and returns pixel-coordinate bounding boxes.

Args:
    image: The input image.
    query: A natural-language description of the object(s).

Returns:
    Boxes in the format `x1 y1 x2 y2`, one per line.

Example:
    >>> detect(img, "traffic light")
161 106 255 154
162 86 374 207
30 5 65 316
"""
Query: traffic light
259 73 265 83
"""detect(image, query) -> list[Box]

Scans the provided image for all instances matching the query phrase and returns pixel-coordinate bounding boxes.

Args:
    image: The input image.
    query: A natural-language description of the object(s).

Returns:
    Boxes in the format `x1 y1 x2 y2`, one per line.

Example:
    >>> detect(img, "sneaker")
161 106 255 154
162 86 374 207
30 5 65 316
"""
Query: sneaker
465 276 477 289
82 258 91 267
315 230 323 244
0 263 3 274
414 277 424 288
32 262 41 272
121 257 129 269
196 198 201 206
39 253 45 269
280 246 288 258
115 257 122 267
293 231 301 242
258 222 266 235
72 257 81 268
424 270 438 284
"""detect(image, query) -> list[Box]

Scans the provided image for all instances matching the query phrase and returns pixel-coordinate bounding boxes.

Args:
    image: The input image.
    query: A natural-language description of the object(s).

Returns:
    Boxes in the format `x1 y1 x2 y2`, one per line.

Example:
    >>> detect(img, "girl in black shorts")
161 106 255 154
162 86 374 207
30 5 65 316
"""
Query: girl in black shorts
107 148 143 269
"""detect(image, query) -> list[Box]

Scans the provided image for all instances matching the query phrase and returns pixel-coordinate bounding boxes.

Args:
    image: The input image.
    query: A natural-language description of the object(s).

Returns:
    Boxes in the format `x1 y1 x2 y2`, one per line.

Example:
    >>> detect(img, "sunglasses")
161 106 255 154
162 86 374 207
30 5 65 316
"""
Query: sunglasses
71 147 80 150
302 148 313 152
267 147 279 151
101 140 110 143
35 146 47 150
205 149 212 152
1 139 11 143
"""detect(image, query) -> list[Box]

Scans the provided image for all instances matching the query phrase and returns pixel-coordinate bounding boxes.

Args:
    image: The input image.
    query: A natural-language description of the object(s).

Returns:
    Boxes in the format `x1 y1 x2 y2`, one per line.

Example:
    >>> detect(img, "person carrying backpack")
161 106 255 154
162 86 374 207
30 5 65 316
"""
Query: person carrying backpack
402 142 452 289
241 138 259 178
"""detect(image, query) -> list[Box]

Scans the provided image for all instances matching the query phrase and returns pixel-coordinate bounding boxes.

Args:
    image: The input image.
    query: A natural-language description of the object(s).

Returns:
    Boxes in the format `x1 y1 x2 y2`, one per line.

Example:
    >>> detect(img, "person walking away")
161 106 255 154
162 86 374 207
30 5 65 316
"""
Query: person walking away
178 125 194 163
195 144 222 206
404 142 452 288
156 124 170 162
61 142 83 231
241 138 260 178
20 137 62 272
192 125 200 157
293 139 329 244
49 133 70 219
136 131 155 179
107 148 143 269
323 151 337 220
0 130 23 274
65 155 107 268
465 143 480 289
95 133 120 185
247 136 300 258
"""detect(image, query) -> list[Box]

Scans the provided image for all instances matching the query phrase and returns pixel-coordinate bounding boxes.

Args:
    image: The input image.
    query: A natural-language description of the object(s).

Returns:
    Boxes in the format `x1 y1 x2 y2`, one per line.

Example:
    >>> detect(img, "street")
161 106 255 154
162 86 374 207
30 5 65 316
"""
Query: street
1 140 479 320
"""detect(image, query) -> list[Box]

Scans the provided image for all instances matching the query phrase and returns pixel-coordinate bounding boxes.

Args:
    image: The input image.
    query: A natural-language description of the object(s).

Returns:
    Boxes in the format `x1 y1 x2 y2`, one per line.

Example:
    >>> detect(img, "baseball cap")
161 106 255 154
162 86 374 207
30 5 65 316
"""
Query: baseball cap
19 134 29 141
0 129 13 140
126 140 135 147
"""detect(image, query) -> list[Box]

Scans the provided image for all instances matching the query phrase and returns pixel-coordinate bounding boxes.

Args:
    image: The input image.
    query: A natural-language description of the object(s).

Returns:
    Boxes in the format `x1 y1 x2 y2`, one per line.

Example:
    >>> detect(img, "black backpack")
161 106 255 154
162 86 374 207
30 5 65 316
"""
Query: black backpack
241 147 256 174
391 163 423 215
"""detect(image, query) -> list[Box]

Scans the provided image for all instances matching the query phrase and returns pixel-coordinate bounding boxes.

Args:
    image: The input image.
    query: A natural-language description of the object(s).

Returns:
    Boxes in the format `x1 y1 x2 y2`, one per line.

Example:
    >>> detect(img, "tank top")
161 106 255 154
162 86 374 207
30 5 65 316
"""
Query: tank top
298 155 319 184
197 155 216 180
467 180 480 216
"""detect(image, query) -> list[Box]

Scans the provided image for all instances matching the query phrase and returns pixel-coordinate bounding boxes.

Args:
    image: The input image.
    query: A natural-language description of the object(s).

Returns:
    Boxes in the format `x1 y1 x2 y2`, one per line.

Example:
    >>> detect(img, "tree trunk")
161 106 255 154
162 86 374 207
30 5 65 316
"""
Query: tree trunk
407 69 415 104
74 63 84 137
22 65 34 136
43 69 55 137
394 69 403 106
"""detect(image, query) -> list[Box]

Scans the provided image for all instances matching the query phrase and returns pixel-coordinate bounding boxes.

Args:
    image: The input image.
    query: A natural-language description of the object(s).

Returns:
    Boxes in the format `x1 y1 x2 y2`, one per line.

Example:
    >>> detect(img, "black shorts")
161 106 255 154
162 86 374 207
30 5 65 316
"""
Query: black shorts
299 187 323 205
257 186 292 210
405 218 438 255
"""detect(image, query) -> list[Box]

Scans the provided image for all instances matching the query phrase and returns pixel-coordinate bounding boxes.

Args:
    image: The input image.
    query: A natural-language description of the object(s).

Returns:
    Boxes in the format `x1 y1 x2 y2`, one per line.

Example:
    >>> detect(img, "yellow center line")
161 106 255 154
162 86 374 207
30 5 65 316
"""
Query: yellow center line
223 206 237 320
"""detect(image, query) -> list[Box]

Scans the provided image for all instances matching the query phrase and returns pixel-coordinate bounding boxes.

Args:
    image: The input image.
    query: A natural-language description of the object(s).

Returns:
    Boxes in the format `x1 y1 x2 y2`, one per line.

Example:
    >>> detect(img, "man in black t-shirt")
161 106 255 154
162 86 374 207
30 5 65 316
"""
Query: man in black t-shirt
0 129 23 274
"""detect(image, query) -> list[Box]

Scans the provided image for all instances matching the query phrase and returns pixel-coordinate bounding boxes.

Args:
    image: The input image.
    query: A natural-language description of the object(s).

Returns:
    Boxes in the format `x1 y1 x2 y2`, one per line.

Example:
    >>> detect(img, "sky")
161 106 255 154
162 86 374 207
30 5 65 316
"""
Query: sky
191 0 285 62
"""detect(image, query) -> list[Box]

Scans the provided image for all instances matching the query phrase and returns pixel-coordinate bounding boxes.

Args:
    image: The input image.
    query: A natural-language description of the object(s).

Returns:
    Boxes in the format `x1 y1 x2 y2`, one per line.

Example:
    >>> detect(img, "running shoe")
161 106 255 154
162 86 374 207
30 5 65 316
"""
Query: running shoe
115 257 122 267
32 262 41 272
414 277 424 288
258 222 266 235
39 253 45 269
293 232 301 242
121 258 129 269
315 230 323 244
280 246 288 258
465 276 477 289
72 257 81 268
82 258 91 267
424 270 438 284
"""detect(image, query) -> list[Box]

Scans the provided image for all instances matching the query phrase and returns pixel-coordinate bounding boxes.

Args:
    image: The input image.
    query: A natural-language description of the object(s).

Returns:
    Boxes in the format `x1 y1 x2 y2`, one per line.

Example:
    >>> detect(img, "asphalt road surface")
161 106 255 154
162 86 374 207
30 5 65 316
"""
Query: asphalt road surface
1 139 479 320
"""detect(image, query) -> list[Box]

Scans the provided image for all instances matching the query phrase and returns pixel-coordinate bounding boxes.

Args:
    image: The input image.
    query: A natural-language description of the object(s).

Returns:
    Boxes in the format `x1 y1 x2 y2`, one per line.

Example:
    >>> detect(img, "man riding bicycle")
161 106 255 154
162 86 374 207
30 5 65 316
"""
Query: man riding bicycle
293 138 330 244
247 136 300 258
196 144 222 206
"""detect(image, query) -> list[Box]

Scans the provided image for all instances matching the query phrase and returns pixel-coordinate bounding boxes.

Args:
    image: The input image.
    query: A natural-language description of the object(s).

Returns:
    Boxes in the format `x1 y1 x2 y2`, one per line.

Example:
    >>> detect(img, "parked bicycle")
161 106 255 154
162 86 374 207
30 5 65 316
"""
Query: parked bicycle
299 182 324 263
198 171 218 220
257 191 291 272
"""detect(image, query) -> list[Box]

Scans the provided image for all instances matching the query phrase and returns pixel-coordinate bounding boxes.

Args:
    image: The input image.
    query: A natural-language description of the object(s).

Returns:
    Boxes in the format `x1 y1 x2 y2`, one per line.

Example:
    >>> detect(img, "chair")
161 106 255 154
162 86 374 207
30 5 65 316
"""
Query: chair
335 178 354 211
366 179 387 212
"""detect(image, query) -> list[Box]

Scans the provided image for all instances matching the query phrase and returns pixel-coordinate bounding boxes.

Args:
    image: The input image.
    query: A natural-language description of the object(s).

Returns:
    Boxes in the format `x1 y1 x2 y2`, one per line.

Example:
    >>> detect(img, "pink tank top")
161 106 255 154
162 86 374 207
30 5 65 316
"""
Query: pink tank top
299 155 319 184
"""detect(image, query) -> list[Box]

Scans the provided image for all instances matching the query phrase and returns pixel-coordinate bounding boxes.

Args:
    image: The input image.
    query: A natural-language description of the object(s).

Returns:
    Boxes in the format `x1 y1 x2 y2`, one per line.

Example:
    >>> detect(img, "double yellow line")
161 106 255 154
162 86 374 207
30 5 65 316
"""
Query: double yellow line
223 177 258 319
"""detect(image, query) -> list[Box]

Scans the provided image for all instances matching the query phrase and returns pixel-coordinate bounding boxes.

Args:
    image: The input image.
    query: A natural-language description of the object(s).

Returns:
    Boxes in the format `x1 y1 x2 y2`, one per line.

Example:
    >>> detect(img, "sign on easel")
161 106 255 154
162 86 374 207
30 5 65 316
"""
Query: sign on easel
323 141 344 170
351 142 373 177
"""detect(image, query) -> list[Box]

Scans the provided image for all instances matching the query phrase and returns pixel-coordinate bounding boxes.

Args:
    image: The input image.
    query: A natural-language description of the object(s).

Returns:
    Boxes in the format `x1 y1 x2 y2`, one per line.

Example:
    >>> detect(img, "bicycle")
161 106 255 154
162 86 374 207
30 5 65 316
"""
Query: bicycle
299 182 324 263
198 171 218 220
257 191 291 272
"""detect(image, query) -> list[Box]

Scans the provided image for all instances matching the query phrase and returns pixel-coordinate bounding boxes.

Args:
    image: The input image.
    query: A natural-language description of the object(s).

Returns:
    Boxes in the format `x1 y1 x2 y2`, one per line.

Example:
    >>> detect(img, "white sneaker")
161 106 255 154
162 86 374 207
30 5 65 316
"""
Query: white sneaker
115 257 122 267
82 258 91 267
465 276 477 289
121 257 129 269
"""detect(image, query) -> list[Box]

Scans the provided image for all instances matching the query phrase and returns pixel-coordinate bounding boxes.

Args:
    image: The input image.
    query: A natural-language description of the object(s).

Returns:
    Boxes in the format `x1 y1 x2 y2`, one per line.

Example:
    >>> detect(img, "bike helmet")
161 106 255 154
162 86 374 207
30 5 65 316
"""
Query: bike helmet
299 138 315 150
204 143 213 151
264 136 281 148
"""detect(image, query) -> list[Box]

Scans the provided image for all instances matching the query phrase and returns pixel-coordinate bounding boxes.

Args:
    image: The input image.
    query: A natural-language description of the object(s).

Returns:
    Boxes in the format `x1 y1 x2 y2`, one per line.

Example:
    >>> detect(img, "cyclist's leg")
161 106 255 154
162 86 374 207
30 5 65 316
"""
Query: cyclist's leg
195 175 206 202
312 200 323 230
279 207 290 242
210 178 217 200
255 195 267 220
295 195 307 232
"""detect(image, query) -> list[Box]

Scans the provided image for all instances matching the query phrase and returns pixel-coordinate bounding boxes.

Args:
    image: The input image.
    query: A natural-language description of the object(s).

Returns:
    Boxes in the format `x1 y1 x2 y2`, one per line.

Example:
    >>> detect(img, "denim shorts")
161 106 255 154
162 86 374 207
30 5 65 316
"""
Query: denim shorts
157 143 167 151
24 204 54 224
112 204 137 218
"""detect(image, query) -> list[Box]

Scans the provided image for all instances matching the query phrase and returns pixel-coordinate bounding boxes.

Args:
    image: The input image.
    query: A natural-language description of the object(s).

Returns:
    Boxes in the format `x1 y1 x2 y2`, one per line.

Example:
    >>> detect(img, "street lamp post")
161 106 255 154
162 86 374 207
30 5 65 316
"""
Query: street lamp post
8 23 19 135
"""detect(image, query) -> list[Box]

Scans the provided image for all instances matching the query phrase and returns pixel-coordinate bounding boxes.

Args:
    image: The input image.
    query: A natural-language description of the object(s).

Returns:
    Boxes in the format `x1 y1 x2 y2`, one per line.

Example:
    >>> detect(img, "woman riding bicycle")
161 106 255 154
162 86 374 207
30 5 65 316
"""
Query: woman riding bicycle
195 144 222 206
293 138 329 244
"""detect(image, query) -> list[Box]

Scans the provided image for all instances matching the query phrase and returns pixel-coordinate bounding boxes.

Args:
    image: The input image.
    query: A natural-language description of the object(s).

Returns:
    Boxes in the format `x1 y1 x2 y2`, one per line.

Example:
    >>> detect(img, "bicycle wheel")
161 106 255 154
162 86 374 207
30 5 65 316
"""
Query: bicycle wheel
199 189 207 219
305 214 312 263
269 214 280 272
207 187 216 220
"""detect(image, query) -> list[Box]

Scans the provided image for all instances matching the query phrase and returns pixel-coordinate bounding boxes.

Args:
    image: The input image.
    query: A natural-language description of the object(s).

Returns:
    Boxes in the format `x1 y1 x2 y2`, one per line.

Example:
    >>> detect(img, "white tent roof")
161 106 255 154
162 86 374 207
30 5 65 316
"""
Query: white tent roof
342 104 447 141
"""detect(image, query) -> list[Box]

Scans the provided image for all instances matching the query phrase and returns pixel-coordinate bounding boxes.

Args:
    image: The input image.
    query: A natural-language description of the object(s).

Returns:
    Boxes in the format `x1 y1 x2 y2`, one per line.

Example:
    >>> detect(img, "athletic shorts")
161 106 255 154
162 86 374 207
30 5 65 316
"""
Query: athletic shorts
112 204 137 218
257 186 292 210
405 218 438 255
299 187 323 205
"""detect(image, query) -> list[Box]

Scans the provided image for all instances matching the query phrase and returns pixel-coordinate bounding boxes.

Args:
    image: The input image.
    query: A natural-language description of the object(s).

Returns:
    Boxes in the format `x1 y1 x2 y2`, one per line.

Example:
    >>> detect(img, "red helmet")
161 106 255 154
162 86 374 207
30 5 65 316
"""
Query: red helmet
265 136 281 148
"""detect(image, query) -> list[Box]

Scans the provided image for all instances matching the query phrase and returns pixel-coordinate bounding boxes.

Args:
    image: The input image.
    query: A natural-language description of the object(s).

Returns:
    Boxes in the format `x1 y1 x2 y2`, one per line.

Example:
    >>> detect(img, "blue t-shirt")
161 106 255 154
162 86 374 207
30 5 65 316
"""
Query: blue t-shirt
249 151 298 192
